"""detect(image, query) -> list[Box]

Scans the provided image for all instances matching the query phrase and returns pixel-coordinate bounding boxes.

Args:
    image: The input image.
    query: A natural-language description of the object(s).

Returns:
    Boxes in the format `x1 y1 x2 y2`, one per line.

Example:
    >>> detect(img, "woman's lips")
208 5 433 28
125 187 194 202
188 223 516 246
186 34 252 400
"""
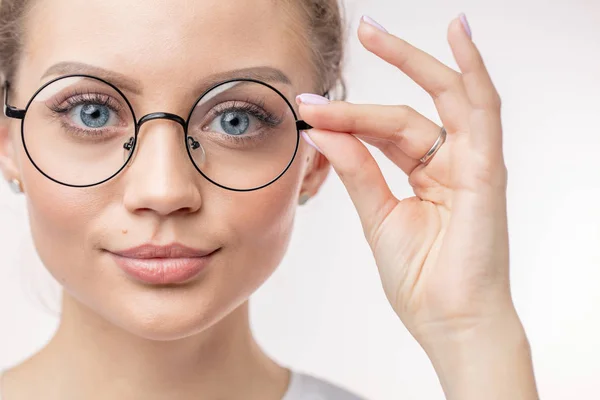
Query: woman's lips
109 244 218 285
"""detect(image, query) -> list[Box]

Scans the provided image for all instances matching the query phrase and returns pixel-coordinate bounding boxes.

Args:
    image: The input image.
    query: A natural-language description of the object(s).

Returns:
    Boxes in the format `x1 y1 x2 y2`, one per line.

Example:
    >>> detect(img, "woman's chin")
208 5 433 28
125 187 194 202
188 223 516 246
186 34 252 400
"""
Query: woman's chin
76 288 236 342
108 305 227 341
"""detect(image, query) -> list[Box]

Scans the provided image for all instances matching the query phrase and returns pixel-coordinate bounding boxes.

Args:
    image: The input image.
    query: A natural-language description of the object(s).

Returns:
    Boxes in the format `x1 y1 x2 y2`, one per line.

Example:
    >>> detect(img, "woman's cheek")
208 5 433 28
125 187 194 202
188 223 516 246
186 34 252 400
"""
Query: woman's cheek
23 165 105 278
211 174 299 292
228 177 298 241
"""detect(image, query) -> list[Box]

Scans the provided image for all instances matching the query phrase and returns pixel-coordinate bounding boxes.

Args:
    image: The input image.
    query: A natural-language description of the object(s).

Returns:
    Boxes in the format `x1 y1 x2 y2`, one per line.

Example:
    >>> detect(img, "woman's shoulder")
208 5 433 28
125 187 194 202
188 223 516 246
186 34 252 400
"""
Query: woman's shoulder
282 371 365 400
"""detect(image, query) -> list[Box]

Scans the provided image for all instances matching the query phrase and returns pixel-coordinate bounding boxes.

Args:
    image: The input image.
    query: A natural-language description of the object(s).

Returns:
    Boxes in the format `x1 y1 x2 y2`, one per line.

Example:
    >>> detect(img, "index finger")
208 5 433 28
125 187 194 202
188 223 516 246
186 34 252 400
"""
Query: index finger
358 17 463 101
358 17 470 131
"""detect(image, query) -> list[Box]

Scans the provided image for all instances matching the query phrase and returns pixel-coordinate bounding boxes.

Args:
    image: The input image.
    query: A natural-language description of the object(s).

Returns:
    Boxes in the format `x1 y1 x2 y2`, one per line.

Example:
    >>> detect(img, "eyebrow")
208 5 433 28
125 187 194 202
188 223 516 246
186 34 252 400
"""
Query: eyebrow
40 62 293 96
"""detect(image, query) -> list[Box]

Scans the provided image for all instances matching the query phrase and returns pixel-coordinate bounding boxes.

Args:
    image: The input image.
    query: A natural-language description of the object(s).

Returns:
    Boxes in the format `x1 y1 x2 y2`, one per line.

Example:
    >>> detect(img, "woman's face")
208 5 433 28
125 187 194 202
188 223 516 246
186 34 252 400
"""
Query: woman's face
0 0 328 340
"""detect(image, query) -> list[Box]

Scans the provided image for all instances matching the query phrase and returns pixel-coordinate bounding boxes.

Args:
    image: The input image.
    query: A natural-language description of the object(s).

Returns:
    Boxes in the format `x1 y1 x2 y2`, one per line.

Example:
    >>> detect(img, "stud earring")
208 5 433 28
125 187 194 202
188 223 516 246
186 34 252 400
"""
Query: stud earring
298 192 311 206
8 178 22 194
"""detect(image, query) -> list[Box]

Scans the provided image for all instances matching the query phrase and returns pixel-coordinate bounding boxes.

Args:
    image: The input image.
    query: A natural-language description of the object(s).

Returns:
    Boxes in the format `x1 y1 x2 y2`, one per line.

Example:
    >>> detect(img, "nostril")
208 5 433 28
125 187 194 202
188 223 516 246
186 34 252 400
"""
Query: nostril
133 205 198 216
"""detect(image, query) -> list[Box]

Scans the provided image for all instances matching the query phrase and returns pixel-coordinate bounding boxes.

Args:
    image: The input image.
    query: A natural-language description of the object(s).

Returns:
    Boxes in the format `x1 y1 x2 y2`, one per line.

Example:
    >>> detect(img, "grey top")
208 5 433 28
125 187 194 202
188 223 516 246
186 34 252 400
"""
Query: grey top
283 371 365 400
0 370 364 400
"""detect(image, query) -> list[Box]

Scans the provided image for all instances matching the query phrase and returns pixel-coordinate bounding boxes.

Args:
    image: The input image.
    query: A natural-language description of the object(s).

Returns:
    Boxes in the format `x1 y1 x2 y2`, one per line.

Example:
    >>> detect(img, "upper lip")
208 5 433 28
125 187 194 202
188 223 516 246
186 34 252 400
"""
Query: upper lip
110 243 216 259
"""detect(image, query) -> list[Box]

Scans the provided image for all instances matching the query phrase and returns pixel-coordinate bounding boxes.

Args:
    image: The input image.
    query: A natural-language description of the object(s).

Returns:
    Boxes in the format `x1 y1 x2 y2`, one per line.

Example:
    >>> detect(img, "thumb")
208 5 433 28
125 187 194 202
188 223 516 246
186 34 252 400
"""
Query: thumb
302 128 396 234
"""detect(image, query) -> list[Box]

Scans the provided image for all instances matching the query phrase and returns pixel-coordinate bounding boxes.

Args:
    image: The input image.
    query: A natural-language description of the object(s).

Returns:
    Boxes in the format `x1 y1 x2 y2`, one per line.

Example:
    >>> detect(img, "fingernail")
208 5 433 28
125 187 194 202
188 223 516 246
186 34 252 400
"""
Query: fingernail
361 15 388 33
459 13 472 39
296 93 330 106
301 131 323 154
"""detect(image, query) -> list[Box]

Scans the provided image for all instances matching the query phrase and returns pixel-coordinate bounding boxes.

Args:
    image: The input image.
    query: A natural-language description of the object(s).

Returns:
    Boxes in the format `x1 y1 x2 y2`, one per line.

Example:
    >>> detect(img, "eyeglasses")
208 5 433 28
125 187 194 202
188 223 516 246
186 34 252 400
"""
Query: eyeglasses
3 75 319 191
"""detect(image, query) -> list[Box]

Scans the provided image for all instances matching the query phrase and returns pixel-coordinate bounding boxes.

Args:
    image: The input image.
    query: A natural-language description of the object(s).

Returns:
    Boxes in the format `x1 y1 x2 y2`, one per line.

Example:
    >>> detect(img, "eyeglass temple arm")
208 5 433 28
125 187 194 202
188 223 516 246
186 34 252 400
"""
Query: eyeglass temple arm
295 90 330 131
3 82 26 120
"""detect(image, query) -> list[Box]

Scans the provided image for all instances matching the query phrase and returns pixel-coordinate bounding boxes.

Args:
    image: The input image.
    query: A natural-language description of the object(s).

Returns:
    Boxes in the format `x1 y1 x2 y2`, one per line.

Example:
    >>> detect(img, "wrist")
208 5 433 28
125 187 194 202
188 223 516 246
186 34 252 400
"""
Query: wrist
419 311 539 400
414 303 523 353
423 312 528 366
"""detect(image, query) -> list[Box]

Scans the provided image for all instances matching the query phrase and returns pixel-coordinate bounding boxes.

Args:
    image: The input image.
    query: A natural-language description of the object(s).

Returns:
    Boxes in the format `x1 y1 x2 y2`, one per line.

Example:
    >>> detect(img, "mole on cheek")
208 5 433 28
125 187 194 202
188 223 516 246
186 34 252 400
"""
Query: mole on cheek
122 229 128 235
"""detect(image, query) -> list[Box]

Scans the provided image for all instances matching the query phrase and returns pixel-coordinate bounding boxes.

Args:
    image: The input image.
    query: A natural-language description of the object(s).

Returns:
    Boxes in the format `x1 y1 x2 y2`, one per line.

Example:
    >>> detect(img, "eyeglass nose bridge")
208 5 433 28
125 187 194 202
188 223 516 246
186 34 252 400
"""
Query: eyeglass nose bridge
137 112 187 129
128 111 205 165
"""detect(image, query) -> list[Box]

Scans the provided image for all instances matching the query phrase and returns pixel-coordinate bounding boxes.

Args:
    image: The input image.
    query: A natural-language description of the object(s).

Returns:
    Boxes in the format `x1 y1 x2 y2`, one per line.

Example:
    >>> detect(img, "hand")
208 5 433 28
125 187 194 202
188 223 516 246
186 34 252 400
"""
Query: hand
299 16 539 399
298 15 516 348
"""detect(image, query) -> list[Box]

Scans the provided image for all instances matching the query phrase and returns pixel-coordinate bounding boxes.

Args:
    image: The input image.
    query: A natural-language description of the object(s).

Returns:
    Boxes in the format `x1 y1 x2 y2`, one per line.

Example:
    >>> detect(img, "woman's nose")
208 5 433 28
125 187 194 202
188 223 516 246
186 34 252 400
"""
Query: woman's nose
122 118 202 216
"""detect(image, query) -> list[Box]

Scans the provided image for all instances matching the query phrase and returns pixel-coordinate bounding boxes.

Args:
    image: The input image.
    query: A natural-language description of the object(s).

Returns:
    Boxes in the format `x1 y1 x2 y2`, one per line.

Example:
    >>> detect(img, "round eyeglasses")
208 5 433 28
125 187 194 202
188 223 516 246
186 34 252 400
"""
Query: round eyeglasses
3 75 315 191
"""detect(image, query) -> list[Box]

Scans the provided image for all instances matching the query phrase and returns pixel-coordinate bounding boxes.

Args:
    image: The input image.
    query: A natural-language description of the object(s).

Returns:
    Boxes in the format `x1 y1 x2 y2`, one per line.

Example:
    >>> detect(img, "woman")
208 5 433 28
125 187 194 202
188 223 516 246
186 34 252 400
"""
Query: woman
0 0 538 398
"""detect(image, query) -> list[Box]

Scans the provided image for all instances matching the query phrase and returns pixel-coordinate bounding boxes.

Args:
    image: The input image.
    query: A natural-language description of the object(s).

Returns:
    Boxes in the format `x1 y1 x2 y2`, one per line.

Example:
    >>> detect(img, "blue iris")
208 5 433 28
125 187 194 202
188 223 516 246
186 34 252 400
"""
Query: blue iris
220 111 250 136
80 104 110 128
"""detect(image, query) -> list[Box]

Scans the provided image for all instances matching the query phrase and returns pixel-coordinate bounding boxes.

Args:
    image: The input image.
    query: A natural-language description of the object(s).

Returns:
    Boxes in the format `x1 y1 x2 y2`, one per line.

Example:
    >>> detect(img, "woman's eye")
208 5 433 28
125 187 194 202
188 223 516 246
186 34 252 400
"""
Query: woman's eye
209 110 253 136
69 103 117 129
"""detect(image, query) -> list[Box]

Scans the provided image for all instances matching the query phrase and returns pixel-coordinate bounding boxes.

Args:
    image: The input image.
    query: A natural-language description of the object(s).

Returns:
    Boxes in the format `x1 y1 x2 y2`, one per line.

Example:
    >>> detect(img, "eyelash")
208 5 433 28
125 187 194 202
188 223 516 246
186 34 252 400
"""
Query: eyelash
48 90 123 115
47 91 126 139
209 100 281 126
201 99 284 144
46 92 284 143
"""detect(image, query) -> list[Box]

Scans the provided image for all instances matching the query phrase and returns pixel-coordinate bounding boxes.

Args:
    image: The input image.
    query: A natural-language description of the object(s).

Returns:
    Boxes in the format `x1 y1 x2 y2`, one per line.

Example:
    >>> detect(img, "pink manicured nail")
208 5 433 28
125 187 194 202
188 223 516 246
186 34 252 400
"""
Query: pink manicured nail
301 131 323 154
296 93 330 106
459 13 472 39
361 15 388 33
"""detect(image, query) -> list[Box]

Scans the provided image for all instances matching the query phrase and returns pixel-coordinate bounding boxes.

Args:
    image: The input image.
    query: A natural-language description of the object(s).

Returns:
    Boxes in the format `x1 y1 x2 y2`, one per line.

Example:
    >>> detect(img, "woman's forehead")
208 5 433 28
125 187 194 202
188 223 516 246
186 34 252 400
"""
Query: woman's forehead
21 0 311 92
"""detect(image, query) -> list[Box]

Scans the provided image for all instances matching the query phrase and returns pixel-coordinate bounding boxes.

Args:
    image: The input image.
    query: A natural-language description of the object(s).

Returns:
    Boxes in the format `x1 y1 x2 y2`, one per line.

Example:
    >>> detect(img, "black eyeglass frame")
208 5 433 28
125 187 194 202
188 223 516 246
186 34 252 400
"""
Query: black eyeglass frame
3 74 321 192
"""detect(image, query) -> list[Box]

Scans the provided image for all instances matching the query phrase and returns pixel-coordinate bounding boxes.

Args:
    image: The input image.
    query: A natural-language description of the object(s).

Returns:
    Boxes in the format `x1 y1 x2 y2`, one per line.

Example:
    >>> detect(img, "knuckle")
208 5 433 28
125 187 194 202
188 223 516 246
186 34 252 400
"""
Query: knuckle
446 73 463 93
433 73 462 99
471 153 507 189
493 93 502 109
335 149 371 184
408 167 429 189
396 104 414 117
390 105 413 139
407 168 419 188
338 102 358 132
451 73 463 89
349 103 363 128
477 90 501 111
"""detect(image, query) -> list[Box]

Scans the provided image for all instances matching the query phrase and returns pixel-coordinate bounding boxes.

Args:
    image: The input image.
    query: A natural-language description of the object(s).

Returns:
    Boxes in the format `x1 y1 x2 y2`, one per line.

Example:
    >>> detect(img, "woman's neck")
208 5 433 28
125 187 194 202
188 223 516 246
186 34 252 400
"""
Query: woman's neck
4 291 290 400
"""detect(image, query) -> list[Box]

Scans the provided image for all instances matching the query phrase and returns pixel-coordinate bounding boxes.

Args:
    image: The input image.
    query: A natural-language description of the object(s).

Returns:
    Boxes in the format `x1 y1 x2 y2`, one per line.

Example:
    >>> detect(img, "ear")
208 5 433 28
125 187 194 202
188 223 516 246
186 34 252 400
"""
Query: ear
0 115 20 182
298 146 330 201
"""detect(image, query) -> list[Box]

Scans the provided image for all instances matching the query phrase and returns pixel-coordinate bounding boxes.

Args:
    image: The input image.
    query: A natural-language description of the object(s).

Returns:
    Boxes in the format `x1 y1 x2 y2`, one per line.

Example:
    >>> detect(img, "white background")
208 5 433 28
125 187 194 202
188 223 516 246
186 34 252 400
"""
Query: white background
1 0 600 399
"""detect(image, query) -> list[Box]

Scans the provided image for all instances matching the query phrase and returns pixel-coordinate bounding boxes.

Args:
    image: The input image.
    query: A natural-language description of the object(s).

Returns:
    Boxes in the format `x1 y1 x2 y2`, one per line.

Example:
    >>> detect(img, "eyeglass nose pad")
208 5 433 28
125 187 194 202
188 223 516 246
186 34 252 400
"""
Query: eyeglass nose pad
121 136 206 166
187 136 206 165
123 136 135 162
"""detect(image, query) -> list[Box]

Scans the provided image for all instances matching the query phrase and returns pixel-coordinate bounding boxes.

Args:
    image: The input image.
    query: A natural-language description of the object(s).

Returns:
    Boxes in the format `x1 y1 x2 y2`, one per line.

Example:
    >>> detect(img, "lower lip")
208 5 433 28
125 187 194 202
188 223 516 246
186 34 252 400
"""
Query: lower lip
110 252 215 285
